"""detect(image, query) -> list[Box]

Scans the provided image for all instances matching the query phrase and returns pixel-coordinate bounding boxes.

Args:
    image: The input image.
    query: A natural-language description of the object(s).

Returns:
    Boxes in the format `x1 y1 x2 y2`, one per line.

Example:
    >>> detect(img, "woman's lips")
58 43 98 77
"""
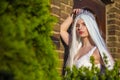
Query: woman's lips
79 31 84 34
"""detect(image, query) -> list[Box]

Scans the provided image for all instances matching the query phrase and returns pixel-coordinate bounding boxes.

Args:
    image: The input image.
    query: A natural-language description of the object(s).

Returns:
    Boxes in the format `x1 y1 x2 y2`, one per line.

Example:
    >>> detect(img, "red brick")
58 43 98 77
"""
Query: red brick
107 36 117 41
59 52 64 59
51 7 60 16
69 0 73 6
118 48 120 53
108 47 117 53
53 23 60 32
60 12 68 19
118 36 120 41
109 7 120 14
116 31 120 36
108 25 119 30
107 42 116 47
116 20 120 26
107 19 116 24
60 3 67 12
61 0 69 5
115 3 120 10
59 41 65 51
66 6 72 13
111 53 120 58
51 33 61 49
108 30 116 35
51 0 60 6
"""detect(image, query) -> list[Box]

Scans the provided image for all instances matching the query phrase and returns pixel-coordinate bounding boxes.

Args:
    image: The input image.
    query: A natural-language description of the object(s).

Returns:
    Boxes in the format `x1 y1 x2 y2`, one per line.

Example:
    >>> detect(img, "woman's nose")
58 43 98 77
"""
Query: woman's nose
78 26 82 30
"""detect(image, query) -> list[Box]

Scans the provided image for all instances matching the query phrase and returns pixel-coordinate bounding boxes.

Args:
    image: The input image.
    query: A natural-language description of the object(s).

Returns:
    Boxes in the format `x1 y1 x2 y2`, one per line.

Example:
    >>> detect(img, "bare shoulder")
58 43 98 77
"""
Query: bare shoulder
92 48 100 57
92 48 102 64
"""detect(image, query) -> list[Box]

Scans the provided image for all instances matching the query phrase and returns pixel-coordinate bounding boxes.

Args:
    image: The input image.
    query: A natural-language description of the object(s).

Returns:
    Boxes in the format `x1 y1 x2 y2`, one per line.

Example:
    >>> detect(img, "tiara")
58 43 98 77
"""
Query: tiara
77 9 95 20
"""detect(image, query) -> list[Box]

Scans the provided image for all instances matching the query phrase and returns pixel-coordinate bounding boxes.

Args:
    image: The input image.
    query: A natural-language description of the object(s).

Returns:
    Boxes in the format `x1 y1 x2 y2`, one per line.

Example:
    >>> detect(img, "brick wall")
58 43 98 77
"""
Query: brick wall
106 0 120 61
51 0 73 74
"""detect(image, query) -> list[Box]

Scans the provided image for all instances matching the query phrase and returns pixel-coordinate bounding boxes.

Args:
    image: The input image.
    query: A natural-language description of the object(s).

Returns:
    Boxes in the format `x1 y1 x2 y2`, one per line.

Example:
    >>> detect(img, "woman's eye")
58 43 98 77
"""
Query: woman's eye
76 24 79 27
83 23 86 26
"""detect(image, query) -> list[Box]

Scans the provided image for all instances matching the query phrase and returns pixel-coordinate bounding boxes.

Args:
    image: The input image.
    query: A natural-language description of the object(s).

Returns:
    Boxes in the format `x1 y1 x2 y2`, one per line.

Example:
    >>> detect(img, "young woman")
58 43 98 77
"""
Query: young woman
60 8 114 70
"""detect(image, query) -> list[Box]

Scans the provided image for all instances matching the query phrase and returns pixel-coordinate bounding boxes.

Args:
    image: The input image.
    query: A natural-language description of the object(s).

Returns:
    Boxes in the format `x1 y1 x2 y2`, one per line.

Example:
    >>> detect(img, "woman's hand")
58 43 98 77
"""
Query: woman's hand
72 8 82 15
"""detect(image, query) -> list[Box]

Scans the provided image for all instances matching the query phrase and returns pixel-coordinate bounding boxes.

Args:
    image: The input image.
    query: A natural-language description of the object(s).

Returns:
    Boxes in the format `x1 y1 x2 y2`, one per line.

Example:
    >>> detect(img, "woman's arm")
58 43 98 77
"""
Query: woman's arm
60 14 73 45
60 9 81 45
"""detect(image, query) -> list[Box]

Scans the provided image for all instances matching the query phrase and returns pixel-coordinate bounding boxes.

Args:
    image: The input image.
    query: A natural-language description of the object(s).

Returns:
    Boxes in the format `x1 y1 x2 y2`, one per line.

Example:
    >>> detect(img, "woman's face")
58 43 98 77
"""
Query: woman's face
76 19 89 38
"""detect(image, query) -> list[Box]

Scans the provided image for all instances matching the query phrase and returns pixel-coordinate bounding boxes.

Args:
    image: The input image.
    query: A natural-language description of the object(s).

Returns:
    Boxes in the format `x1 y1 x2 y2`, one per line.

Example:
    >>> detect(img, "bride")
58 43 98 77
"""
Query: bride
60 8 114 70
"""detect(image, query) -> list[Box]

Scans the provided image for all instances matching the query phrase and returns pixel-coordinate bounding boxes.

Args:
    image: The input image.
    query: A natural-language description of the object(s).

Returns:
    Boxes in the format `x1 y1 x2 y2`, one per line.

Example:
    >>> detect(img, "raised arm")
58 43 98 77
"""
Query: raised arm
60 14 73 45
60 9 81 45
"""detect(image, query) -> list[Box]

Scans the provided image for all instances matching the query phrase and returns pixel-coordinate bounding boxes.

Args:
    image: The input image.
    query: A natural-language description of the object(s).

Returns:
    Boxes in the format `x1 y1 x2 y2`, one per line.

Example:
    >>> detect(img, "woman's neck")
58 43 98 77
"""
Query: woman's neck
81 37 94 48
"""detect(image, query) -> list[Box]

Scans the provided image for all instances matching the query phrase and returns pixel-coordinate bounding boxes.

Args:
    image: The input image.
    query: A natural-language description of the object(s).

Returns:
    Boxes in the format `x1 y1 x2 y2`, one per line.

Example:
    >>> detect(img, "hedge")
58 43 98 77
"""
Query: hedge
64 56 120 80
0 0 60 80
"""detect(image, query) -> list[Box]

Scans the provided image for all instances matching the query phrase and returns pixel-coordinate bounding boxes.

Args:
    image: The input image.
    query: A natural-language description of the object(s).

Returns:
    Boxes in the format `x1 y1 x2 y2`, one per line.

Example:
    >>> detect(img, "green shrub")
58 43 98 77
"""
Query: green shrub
0 0 60 80
64 56 120 80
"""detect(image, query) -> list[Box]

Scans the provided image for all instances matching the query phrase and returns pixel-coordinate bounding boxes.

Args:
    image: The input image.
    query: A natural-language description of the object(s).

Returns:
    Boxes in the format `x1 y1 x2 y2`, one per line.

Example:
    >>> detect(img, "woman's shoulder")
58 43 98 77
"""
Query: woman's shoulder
92 48 100 58
92 47 102 64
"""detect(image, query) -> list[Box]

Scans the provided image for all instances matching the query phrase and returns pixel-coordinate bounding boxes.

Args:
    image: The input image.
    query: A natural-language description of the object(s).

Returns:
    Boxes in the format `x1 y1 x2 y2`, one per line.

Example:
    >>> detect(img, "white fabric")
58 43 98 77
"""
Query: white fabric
74 47 101 69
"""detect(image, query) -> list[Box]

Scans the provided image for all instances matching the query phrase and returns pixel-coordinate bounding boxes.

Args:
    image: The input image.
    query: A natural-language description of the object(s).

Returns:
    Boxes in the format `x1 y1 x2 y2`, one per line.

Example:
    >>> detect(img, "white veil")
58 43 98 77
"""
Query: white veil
66 9 114 70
